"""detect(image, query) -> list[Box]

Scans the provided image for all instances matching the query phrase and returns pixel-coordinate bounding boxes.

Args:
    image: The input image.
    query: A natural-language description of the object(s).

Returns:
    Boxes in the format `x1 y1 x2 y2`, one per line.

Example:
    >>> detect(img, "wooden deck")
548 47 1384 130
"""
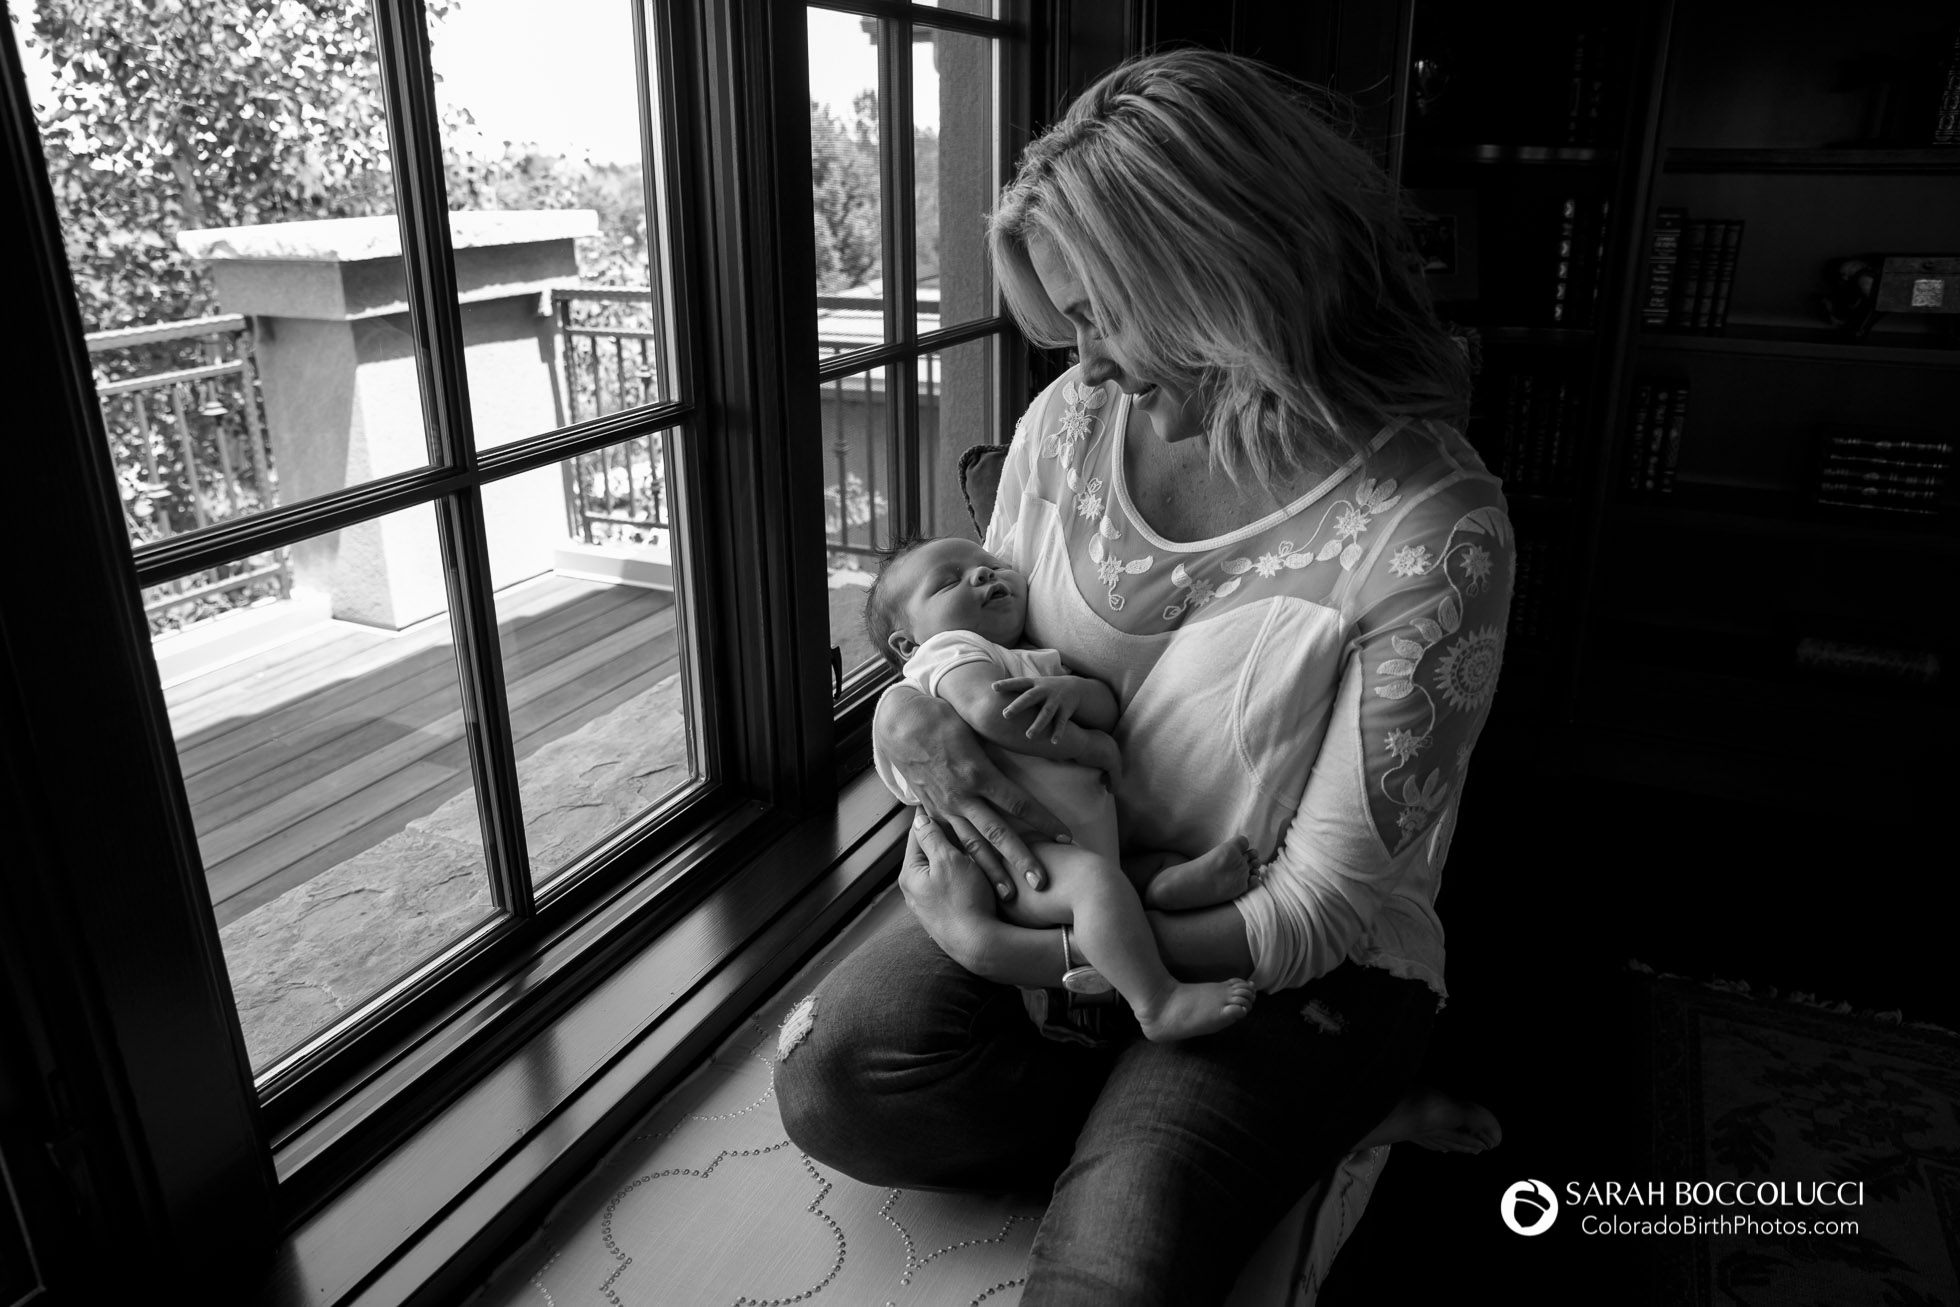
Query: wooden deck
164 574 680 926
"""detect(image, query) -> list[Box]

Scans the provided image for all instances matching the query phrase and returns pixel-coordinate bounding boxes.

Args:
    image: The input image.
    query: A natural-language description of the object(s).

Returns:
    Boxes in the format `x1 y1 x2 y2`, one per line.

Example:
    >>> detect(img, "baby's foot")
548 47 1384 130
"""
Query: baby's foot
1360 1087 1503 1153
1144 836 1258 910
1135 979 1256 1042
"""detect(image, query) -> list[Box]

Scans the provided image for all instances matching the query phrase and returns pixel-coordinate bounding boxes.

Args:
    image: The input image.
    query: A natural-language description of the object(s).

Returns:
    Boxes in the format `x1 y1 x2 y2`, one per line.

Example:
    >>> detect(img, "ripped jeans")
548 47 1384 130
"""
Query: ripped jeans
773 909 1435 1307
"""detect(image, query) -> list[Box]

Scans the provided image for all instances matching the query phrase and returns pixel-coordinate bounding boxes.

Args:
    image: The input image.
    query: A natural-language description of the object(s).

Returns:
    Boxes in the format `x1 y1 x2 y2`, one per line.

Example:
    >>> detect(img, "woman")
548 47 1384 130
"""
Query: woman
777 49 1508 1305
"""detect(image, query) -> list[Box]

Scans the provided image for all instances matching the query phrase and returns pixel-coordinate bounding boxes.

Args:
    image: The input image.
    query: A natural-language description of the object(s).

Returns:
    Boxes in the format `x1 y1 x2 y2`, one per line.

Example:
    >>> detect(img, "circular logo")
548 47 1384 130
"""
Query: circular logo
1501 1179 1559 1236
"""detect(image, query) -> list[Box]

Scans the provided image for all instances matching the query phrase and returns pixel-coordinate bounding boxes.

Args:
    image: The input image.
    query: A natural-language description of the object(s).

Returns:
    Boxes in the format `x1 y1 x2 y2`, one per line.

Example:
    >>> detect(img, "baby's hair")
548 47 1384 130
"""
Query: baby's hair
862 531 937 670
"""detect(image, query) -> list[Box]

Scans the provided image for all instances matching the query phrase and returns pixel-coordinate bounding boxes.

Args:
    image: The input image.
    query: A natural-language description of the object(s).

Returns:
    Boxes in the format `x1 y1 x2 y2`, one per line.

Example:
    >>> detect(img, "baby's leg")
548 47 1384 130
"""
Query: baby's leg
1024 842 1254 1042
1127 835 1260 911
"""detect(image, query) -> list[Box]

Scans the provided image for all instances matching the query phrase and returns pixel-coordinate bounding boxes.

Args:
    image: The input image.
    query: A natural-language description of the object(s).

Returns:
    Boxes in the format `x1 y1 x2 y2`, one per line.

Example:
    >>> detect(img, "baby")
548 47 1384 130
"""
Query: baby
866 534 1258 1041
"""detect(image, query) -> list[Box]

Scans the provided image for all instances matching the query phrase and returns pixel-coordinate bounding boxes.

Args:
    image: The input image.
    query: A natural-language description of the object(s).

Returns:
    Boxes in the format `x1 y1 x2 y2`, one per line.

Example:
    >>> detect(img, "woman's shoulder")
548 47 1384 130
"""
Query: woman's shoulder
1368 418 1508 525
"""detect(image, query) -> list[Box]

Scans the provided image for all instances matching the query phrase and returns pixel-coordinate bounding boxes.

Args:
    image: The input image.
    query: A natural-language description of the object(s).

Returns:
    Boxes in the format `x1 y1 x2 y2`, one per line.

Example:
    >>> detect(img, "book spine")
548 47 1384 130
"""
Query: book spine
1670 221 1710 329
1820 463 1949 485
1643 386 1675 493
1587 199 1612 329
1818 481 1941 500
1710 220 1745 329
1504 374 1531 488
1817 493 1941 515
1550 196 1579 325
1625 380 1654 492
1692 224 1723 328
1563 30 1590 147
1820 435 1954 457
1643 208 1685 328
1660 384 1688 494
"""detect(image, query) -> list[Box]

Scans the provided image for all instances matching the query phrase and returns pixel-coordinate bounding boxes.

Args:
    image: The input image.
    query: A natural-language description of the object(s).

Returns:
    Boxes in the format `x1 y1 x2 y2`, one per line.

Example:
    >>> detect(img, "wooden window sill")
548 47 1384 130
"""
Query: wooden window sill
255 770 908 1307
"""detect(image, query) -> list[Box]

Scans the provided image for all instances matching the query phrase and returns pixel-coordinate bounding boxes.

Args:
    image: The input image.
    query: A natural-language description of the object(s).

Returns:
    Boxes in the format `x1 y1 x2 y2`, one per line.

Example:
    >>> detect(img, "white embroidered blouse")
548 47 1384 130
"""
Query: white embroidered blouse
970 368 1514 1000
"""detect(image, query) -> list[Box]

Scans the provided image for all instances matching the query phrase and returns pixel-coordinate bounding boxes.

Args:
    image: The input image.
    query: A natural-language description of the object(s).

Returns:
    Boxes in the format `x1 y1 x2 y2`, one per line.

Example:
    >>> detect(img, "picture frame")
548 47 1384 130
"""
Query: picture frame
1407 188 1480 302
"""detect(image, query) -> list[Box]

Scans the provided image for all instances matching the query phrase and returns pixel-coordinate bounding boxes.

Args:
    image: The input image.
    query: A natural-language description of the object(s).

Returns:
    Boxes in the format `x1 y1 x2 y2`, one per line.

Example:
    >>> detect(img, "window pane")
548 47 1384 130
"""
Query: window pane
431 0 675 447
921 337 1000 539
150 503 499 1073
914 0 1001 13
809 8 886 357
915 30 997 335
21 0 432 544
488 434 698 886
822 364 895 676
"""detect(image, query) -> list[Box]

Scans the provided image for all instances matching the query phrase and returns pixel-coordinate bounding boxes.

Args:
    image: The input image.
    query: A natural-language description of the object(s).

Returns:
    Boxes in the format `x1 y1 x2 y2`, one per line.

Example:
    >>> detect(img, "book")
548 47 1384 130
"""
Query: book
1562 29 1591 147
1587 198 1612 328
1669 221 1711 329
1659 383 1689 493
1643 386 1675 493
1709 220 1745 329
1550 196 1580 325
1503 373 1533 489
1642 209 1685 328
1796 637 1940 686
1625 380 1654 492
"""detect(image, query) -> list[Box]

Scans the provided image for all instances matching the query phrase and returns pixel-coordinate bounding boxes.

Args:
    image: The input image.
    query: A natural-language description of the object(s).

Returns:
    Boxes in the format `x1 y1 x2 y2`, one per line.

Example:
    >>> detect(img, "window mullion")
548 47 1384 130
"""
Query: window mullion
370 0 534 916
885 13 922 538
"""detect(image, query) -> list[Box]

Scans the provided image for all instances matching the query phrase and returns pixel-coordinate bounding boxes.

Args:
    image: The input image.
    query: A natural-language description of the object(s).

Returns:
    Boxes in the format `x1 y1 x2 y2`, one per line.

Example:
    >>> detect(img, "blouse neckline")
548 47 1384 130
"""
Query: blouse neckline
1107 392 1405 554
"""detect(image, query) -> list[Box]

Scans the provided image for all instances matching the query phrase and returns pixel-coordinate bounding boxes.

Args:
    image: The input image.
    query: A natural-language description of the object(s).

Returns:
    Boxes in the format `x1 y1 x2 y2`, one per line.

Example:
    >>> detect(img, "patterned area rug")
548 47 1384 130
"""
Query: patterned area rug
1641 971 1960 1306
465 888 1384 1307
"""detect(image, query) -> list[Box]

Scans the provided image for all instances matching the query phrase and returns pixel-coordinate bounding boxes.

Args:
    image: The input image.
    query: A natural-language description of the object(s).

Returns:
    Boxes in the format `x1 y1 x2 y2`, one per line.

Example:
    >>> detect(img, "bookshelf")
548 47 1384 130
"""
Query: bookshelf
1397 0 1959 805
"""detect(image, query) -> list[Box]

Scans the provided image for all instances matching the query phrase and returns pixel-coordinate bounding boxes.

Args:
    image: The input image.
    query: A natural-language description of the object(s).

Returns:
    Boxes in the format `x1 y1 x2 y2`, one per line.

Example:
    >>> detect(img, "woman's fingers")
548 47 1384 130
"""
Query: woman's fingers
955 798 1049 893
941 812 1016 901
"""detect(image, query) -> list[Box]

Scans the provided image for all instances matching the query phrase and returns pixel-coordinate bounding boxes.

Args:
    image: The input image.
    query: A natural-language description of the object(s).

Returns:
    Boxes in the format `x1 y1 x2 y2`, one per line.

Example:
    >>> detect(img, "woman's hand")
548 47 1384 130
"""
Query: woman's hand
897 814 1003 973
877 686 1068 899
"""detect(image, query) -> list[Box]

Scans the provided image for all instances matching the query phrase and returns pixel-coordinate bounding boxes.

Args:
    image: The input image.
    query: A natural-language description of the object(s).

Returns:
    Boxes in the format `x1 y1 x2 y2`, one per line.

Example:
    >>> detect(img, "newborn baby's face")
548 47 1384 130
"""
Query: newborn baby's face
893 538 1027 650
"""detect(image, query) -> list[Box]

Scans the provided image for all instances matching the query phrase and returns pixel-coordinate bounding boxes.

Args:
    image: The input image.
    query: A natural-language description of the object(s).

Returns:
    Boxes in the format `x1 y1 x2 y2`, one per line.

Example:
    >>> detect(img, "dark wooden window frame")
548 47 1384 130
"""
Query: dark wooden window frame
0 1 1059 1303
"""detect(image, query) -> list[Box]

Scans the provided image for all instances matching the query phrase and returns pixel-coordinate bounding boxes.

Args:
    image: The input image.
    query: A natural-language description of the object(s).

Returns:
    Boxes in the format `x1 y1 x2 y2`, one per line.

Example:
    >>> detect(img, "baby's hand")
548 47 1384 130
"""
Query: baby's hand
993 675 1089 743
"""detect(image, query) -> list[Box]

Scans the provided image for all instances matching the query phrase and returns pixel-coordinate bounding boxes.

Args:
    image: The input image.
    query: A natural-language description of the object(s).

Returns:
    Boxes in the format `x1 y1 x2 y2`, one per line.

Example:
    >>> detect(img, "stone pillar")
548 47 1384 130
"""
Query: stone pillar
177 210 597 629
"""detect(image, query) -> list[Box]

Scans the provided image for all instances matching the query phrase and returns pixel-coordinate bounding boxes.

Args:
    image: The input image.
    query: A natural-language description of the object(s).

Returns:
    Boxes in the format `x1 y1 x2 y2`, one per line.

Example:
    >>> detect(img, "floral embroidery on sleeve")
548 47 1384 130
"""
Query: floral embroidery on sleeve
1040 380 1107 472
1362 504 1513 852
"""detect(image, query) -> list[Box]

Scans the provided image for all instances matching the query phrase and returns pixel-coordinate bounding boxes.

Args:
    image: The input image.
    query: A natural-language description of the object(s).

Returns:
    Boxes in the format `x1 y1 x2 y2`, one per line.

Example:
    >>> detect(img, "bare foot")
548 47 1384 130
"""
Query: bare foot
1144 836 1258 911
1358 1087 1503 1153
1135 979 1256 1042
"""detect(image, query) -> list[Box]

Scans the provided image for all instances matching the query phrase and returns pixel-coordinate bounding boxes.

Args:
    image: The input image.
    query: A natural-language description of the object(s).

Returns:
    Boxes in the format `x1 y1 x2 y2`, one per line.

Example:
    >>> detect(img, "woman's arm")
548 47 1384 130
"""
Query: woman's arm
1234 487 1515 990
875 686 1069 900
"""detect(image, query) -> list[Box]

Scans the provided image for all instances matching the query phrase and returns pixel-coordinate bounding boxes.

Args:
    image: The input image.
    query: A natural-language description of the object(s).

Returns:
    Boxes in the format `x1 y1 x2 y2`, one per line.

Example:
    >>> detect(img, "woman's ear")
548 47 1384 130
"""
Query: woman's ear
887 630 919 661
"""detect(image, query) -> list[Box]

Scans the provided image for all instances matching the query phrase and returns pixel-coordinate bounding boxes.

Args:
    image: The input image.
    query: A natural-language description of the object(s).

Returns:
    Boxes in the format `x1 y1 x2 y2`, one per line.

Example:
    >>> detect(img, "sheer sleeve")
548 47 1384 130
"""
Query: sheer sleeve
980 412 1038 571
1236 473 1514 992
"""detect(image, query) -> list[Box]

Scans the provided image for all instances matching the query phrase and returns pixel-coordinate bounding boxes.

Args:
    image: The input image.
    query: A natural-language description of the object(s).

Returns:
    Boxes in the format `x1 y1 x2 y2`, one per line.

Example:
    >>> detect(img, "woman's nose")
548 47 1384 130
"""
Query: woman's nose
1077 331 1119 386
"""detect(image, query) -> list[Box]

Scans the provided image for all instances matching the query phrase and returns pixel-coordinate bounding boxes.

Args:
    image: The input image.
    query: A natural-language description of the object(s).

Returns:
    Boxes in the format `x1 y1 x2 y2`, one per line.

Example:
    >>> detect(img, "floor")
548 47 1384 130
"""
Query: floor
161 575 678 924
1319 708 1949 1304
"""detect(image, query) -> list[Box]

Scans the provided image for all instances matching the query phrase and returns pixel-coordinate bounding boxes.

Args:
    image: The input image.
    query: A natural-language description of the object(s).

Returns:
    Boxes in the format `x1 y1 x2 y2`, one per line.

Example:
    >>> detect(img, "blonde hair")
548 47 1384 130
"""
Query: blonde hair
990 49 1468 491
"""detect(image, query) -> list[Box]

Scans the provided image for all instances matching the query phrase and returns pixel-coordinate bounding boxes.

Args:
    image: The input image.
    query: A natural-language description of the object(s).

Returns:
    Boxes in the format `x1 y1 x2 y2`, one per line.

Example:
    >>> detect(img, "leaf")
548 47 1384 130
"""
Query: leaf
1438 595 1461 633
1170 563 1192 586
1355 477 1376 505
1413 617 1443 643
1067 466 1079 491
1460 505 1512 545
1392 637 1424 659
1222 557 1252 575
1340 543 1362 570
1099 515 1122 539
1090 535 1106 563
1375 681 1413 700
1373 495 1402 514
1215 578 1240 598
1125 556 1153 575
1377 659 1416 677
1402 775 1424 804
1317 539 1344 562
1284 553 1313 569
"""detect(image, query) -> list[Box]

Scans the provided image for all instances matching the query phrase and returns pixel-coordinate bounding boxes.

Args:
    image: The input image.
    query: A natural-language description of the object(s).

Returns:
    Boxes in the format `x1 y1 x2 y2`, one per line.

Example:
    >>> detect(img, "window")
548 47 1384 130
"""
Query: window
0 0 1040 1298
806 1 1025 699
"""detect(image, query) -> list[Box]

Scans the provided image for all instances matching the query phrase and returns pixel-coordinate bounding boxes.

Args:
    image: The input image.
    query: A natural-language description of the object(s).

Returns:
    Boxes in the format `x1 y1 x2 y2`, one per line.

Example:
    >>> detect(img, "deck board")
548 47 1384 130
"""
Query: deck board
166 575 682 925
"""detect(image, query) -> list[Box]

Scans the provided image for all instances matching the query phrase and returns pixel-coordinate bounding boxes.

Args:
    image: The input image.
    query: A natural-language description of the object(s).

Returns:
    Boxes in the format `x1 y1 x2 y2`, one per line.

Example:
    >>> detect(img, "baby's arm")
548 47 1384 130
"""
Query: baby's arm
934 664 1120 781
991 673 1118 739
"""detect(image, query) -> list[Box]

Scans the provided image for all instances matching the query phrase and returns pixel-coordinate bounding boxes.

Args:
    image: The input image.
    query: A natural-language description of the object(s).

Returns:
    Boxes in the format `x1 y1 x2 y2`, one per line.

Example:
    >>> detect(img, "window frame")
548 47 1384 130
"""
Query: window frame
804 0 1040 739
0 0 1064 1300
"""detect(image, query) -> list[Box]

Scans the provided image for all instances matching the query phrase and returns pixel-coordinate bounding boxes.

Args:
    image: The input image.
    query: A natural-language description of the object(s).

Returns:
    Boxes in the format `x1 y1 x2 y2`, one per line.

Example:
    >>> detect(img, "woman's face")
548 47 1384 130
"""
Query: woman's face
1028 235 1207 444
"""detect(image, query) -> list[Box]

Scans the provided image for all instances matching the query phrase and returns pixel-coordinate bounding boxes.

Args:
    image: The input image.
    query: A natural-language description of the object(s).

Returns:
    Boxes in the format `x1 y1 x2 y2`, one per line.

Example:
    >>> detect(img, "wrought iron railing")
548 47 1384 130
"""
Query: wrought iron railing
551 287 669 549
86 314 289 631
550 287 942 565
